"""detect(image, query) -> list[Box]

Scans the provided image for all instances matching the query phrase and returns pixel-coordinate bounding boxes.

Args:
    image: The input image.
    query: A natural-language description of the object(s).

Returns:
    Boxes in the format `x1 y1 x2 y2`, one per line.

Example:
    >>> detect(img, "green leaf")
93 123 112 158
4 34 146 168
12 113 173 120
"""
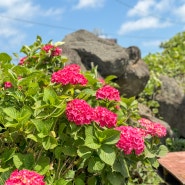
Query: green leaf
34 156 50 175
13 153 34 169
157 145 168 157
26 134 39 142
144 147 156 158
77 146 92 159
105 75 118 83
54 146 63 159
87 176 98 185
18 106 32 123
31 119 54 135
74 178 85 185
97 145 116 166
55 178 70 185
98 129 120 145
85 126 101 149
1 148 15 163
43 87 58 105
0 167 11 173
107 172 125 185
61 146 77 156
0 53 12 63
3 107 19 120
113 156 129 177
88 157 105 173
64 170 75 179
42 135 57 150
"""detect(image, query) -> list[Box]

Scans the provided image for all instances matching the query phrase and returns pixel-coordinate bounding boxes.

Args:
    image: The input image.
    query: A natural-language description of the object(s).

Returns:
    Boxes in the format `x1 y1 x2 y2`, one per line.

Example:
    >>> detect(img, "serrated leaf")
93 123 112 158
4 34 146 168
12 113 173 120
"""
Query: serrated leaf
64 170 75 179
43 87 58 105
34 156 50 175
74 178 85 185
1 148 16 163
77 146 92 159
13 153 34 169
144 147 156 158
85 126 101 149
0 53 12 63
3 107 19 120
55 178 70 185
101 129 120 145
88 157 105 173
18 106 32 123
31 119 54 135
42 135 57 150
98 145 116 166
107 172 124 185
61 146 77 156
113 156 129 177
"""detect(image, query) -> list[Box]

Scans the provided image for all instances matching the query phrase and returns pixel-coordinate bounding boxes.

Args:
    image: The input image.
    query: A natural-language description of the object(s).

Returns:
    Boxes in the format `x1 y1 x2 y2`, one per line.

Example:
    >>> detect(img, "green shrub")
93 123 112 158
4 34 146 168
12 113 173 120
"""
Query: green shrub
0 36 167 185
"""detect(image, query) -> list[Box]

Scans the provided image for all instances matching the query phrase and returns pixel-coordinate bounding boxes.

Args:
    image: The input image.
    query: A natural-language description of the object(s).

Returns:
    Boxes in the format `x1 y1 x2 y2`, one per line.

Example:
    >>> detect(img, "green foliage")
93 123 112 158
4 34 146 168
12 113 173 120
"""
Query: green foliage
166 137 185 152
0 36 167 184
139 31 185 115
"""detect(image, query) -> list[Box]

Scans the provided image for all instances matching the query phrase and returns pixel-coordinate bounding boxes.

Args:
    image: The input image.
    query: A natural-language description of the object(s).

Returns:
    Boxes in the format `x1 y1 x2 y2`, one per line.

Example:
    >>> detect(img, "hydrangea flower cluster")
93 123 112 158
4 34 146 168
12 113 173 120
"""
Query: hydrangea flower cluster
138 118 167 138
51 64 88 86
19 56 27 65
66 99 118 128
5 169 45 185
41 44 62 56
96 85 120 101
66 99 94 125
4 81 12 89
94 106 117 128
116 126 145 155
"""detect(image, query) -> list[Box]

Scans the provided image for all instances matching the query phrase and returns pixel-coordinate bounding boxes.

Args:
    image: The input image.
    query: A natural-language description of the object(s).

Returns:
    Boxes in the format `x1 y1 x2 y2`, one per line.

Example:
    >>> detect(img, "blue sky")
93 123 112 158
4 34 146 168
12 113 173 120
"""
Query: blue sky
0 0 185 59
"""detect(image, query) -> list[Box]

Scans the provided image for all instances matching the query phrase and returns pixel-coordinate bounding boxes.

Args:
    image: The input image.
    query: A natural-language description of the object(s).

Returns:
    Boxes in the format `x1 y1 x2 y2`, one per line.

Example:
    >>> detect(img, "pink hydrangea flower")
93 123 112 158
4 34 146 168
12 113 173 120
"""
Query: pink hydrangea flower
41 44 62 56
138 118 167 138
5 169 45 185
116 126 145 155
4 81 12 89
94 106 117 128
19 56 27 65
51 64 87 86
96 85 120 101
66 99 94 125
63 64 81 73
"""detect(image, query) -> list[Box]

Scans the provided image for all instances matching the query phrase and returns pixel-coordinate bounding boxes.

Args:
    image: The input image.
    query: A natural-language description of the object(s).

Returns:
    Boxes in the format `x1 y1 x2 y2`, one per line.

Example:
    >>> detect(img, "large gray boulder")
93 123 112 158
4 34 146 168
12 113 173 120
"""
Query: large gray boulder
154 75 185 137
62 29 150 97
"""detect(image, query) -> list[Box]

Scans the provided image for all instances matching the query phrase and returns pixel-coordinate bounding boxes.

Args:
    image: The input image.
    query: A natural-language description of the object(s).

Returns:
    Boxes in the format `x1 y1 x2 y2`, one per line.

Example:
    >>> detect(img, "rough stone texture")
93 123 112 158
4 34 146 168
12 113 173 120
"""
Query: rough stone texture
62 29 150 97
61 45 86 71
154 75 185 137
117 59 149 97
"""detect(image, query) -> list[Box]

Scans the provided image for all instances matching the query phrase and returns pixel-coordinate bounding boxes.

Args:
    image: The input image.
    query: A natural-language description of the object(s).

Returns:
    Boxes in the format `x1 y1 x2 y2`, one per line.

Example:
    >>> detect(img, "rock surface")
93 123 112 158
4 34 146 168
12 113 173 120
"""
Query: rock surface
62 29 150 97
154 75 185 137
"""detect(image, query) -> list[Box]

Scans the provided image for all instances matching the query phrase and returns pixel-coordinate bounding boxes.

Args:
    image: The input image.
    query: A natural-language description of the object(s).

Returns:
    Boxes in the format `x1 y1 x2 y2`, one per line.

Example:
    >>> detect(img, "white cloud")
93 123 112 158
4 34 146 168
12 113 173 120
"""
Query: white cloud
128 0 155 17
173 3 185 22
0 0 64 39
74 0 105 9
128 0 174 17
118 17 171 35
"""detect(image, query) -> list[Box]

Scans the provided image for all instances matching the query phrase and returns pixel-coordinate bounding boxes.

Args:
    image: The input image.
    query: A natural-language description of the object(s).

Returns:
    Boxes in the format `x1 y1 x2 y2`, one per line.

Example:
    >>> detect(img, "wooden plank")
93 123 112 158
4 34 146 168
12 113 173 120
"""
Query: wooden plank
158 152 185 185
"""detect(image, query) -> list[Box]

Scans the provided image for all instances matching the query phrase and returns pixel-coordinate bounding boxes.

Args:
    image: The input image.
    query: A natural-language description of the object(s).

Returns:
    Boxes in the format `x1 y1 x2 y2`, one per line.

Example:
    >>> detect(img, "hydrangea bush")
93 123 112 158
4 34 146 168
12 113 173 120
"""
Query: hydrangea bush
0 36 168 185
